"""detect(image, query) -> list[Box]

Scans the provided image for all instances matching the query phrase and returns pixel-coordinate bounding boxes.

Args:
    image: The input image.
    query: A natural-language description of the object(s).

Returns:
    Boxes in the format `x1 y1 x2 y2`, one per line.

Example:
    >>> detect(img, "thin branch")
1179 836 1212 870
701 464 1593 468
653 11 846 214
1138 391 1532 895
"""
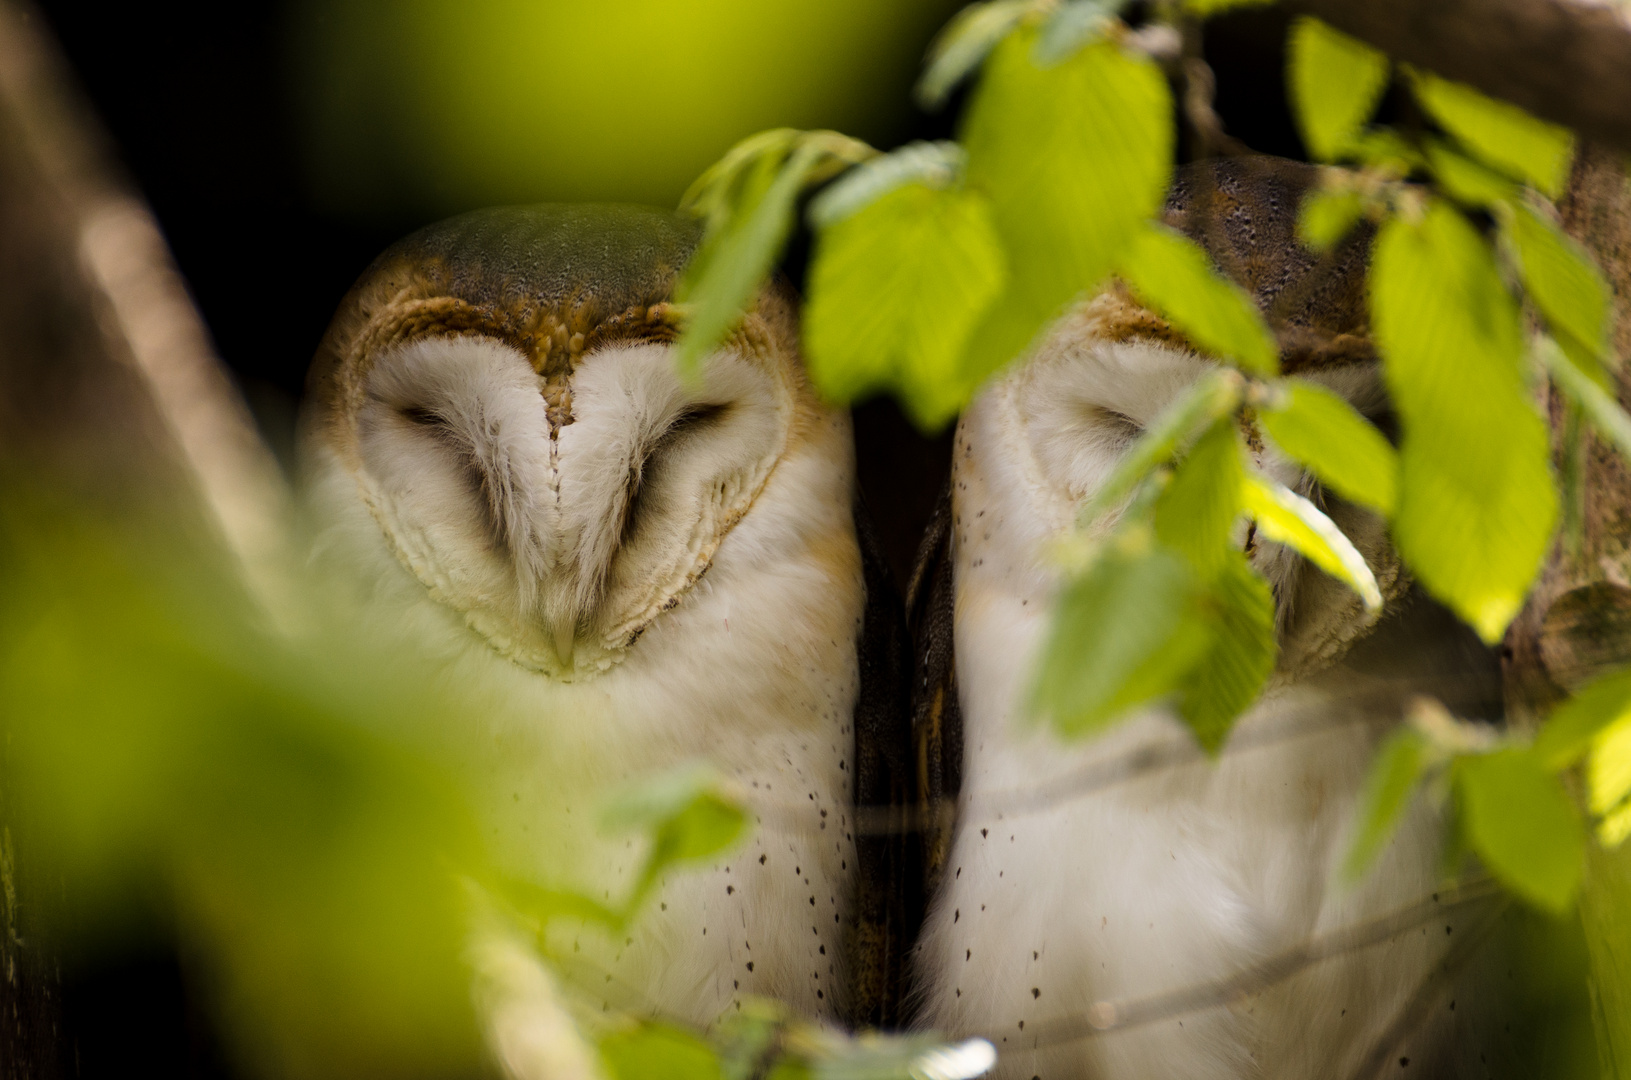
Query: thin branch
1005 876 1502 1048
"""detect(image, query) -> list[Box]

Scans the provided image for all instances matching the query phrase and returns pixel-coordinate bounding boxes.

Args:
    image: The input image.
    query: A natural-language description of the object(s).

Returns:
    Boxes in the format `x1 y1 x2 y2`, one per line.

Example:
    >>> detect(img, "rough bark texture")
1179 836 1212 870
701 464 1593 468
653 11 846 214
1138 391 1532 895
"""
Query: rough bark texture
1293 0 1631 158
1503 142 1631 1078
0 1 287 1073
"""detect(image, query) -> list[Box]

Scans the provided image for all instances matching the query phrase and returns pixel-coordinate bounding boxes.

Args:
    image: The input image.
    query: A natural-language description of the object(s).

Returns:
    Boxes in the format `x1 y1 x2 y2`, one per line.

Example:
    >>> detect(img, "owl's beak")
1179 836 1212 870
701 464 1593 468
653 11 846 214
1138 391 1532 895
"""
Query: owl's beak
550 615 576 668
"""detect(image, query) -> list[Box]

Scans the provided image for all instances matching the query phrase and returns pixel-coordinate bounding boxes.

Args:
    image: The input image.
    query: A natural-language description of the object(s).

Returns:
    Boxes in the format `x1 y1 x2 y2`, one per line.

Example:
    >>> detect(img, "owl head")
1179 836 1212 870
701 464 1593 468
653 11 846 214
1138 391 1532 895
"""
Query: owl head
300 205 816 679
987 157 1404 676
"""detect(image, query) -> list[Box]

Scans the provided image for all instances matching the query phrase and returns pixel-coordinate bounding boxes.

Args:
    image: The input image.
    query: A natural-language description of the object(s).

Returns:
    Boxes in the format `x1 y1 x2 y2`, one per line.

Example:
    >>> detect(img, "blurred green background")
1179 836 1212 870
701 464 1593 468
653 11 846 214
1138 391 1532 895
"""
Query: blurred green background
291 0 965 219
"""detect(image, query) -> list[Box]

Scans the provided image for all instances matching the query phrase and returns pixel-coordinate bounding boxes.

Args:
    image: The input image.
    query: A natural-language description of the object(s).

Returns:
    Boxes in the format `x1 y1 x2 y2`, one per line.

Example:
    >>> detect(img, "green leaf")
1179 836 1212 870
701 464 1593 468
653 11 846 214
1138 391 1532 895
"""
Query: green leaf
1504 202 1611 371
1456 749 1585 913
807 142 965 228
916 0 1036 110
1074 368 1244 534
675 133 873 374
602 763 749 911
1538 334 1631 464
1183 0 1275 14
1535 667 1631 771
602 1023 725 1080
1424 139 1519 209
1033 0 1120 66
1408 68 1574 198
1343 727 1431 881
1118 225 1279 374
961 29 1172 385
1177 553 1276 753
1287 17 1390 161
1032 537 1209 738
1348 129 1426 174
1297 184 1365 253
1153 417 1246 576
1260 378 1399 516
680 129 803 230
804 182 1006 429
1589 710 1631 847
1370 202 1557 643
1242 473 1383 611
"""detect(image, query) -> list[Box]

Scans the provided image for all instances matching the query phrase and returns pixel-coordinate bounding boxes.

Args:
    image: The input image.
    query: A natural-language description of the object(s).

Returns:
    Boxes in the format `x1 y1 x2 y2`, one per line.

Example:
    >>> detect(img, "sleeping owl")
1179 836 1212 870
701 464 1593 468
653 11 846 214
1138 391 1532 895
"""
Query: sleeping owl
907 159 1509 1079
297 204 914 1047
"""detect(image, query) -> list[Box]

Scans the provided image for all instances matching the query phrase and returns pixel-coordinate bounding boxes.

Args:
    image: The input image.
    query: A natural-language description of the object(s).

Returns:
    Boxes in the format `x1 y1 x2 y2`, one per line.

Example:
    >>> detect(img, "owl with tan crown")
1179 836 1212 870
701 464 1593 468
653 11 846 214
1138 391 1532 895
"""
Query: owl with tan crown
907 158 1512 1080
298 204 913 1054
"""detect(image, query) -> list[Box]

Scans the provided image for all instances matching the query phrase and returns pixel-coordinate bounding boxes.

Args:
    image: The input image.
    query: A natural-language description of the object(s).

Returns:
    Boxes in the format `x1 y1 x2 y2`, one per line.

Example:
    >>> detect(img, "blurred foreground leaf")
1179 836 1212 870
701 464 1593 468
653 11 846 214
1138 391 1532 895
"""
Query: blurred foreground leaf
1176 554 1276 753
805 177 1006 429
1119 225 1278 374
602 1023 724 1080
602 763 750 910
916 0 1036 110
1371 201 1557 643
1457 750 1585 914
675 130 873 374
1407 68 1574 198
1504 202 1612 377
1287 17 1389 162
1033 536 1207 737
1260 378 1399 516
0 493 486 1079
1297 183 1364 252
961 29 1171 385
1343 727 1431 881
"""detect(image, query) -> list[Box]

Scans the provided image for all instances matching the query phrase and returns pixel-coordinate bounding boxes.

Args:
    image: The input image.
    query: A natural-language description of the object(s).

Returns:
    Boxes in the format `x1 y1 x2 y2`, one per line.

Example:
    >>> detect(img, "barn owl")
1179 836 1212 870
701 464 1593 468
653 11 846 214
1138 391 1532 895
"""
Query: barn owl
907 159 1509 1079
297 204 913 1044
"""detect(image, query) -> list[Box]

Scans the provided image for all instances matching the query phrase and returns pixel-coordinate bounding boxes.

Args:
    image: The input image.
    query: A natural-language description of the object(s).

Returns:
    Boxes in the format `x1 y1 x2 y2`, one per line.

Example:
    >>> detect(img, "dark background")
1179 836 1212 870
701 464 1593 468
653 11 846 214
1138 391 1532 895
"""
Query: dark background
31 0 1304 587
22 3 1303 1074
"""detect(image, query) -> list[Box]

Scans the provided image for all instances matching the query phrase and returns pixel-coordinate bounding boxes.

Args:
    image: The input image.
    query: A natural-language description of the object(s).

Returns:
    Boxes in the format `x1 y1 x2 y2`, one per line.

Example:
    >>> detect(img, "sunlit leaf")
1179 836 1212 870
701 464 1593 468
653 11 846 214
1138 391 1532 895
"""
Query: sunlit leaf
602 1023 724 1080
961 30 1172 385
807 141 965 228
1177 554 1276 753
675 132 873 374
1504 202 1611 373
804 181 1006 429
1456 749 1585 913
1534 666 1631 770
1242 473 1383 611
1287 17 1389 161
1119 224 1278 374
1076 367 1243 530
1260 378 1399 516
1424 139 1518 209
1343 727 1431 881
1371 201 1557 643
1032 536 1209 738
916 0 1036 110
1538 334 1631 465
1589 711 1631 847
1153 417 1245 576
1408 68 1574 198
1297 184 1364 253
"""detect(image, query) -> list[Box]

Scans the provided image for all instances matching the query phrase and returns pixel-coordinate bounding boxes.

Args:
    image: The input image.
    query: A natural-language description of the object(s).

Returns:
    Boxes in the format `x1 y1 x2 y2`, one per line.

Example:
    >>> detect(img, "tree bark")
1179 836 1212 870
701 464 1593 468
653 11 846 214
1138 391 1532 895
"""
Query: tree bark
1293 0 1631 158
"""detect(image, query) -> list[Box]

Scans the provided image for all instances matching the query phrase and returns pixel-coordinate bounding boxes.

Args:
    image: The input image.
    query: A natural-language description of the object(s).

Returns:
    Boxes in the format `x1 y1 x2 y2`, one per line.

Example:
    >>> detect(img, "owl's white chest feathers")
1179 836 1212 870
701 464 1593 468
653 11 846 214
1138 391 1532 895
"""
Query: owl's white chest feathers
305 409 862 1030
912 367 1470 1079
